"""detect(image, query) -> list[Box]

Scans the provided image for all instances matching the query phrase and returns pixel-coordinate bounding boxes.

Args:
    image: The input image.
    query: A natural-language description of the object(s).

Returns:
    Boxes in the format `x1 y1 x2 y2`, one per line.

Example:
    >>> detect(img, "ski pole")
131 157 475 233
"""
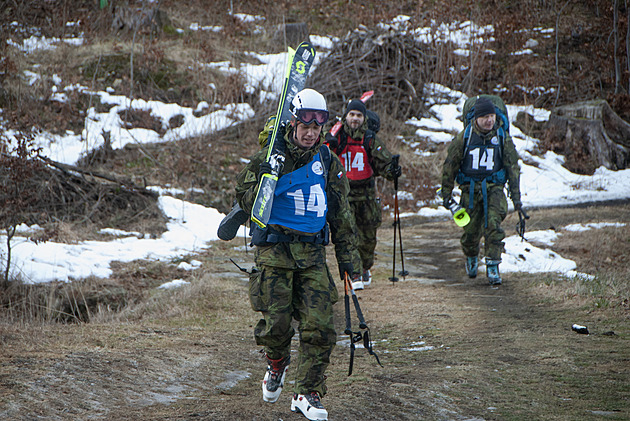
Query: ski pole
343 273 357 375
343 273 381 376
344 273 352 335
389 155 399 283
394 173 408 279
389 155 407 282
347 275 368 329
389 201 398 283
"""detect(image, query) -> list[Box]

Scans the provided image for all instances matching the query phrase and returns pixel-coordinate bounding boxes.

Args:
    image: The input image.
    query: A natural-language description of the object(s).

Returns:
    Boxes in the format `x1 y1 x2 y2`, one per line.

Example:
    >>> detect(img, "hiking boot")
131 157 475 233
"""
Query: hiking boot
262 355 290 403
351 273 364 291
465 256 478 278
217 202 248 241
291 392 328 421
486 259 502 285
362 269 372 287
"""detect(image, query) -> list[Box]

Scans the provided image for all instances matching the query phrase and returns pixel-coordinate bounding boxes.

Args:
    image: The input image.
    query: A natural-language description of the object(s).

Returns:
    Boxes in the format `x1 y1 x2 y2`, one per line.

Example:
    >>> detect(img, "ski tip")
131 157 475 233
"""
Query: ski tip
296 40 315 55
361 90 375 101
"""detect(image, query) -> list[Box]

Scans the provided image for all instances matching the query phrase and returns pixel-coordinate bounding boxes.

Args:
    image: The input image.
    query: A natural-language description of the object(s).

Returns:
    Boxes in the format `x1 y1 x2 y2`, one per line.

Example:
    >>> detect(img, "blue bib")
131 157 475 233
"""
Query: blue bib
268 153 328 233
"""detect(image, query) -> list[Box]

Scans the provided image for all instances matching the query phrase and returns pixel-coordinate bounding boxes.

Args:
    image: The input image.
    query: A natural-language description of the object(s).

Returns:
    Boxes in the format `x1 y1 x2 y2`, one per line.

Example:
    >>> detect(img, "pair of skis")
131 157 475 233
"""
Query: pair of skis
250 42 316 228
218 41 315 240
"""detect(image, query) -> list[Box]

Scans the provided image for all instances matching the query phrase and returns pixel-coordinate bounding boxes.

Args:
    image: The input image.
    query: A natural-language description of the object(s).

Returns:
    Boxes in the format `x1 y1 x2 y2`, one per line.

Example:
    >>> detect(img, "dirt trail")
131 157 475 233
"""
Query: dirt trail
1 207 629 420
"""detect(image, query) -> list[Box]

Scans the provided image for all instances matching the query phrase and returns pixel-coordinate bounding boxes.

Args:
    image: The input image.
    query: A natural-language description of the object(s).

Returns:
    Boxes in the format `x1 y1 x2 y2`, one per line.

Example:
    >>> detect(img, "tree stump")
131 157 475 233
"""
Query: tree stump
271 23 310 48
541 100 629 174
111 4 168 34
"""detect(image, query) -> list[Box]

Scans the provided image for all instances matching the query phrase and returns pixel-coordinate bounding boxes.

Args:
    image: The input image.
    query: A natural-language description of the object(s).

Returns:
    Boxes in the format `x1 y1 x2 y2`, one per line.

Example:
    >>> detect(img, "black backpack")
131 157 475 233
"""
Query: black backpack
366 109 380 133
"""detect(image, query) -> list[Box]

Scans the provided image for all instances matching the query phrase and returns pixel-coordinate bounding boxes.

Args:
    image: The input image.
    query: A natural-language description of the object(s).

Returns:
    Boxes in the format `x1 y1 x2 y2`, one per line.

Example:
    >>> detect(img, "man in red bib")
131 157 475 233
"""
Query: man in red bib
326 99 402 290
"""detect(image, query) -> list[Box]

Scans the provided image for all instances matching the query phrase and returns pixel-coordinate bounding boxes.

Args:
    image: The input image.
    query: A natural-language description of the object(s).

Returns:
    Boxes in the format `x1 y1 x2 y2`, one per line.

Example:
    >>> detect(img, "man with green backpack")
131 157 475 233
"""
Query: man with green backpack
440 95 524 285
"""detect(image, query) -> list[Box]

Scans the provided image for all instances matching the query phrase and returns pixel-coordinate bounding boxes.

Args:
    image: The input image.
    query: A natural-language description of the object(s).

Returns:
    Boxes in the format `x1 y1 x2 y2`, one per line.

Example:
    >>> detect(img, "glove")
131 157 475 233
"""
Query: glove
338 262 353 280
515 201 529 219
258 161 273 178
389 163 402 178
277 121 287 138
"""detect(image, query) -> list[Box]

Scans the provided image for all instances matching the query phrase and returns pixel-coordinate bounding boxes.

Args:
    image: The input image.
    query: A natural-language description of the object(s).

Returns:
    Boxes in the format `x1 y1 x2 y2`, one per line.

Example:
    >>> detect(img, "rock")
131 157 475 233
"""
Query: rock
572 324 589 334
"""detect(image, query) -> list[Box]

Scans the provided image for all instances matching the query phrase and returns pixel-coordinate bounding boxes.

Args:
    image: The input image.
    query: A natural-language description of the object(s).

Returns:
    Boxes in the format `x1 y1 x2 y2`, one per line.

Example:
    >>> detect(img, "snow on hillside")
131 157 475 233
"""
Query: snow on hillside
1 15 628 284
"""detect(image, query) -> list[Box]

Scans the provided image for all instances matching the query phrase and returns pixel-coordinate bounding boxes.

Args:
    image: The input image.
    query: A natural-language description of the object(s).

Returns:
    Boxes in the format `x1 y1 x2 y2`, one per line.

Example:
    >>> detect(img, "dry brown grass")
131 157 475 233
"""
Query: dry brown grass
4 205 628 420
1 3 629 418
499 204 630 316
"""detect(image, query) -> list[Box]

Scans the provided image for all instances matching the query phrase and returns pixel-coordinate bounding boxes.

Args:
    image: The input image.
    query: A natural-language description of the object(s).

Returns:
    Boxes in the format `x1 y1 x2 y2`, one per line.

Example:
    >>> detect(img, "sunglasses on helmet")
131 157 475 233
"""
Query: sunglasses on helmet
295 109 329 126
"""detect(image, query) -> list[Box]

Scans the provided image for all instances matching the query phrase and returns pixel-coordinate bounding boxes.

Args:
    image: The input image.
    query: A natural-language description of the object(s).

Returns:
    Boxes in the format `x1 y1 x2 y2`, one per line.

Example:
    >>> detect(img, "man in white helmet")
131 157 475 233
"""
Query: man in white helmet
234 89 358 421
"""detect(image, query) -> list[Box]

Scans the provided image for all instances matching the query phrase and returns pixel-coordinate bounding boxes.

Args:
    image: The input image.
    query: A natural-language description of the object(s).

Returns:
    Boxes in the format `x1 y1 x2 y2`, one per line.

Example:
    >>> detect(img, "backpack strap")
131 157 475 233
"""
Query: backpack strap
320 144 331 185
363 130 374 163
462 124 473 153
334 132 348 156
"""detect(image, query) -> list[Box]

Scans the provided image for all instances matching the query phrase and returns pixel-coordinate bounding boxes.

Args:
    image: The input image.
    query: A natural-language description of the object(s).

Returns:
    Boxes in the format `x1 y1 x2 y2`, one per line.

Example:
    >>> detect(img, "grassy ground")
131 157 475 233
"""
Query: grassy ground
1 1 629 420
1 204 628 420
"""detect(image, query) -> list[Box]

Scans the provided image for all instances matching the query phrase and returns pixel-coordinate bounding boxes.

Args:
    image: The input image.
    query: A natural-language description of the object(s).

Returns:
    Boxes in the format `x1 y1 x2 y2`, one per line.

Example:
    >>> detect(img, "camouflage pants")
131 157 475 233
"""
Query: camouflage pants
459 184 508 260
349 193 382 273
248 262 338 397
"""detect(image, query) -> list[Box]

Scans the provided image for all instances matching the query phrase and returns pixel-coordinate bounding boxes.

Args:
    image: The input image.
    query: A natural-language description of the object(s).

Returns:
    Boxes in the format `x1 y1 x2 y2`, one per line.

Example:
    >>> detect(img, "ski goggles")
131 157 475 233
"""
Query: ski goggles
295 109 329 126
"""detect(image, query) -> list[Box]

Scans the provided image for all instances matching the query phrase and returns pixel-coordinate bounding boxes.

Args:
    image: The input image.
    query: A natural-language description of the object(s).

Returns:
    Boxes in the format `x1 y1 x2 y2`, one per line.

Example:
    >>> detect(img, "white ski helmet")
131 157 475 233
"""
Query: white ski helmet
290 88 329 126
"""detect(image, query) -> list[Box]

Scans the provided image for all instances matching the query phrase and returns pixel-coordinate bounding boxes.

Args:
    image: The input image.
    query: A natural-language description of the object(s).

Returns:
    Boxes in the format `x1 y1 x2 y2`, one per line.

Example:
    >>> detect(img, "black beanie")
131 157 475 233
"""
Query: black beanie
345 99 367 117
474 97 496 119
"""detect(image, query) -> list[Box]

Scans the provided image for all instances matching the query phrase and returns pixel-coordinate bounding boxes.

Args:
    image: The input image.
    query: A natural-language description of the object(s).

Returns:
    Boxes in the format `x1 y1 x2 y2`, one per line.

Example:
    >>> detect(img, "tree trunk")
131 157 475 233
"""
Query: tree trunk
272 23 310 49
542 100 630 174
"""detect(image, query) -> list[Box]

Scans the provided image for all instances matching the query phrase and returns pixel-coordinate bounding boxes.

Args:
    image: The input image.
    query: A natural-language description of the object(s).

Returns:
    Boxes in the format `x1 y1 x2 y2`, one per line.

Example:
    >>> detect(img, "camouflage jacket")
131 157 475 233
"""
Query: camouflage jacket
441 120 521 204
328 120 396 198
235 126 358 269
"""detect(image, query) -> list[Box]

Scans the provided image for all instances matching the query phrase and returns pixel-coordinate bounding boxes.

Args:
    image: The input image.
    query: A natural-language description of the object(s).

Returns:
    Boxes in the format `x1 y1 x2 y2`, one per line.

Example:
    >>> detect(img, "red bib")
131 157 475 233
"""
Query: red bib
338 139 373 180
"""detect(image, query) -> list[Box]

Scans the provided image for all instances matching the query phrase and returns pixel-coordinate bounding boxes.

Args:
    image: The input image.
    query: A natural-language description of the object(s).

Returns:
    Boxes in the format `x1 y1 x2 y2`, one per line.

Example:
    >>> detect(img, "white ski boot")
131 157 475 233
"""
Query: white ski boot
291 392 328 420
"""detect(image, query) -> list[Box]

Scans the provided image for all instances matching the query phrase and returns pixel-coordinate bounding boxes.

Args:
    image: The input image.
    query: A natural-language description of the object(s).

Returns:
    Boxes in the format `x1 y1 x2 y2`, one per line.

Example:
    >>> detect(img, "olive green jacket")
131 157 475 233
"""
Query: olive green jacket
441 120 521 205
235 126 357 268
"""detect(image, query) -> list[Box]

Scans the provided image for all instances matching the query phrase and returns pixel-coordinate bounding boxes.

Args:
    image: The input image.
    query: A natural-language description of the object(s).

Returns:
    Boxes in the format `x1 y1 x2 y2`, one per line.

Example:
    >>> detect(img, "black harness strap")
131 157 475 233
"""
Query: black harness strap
333 130 375 163
343 274 383 376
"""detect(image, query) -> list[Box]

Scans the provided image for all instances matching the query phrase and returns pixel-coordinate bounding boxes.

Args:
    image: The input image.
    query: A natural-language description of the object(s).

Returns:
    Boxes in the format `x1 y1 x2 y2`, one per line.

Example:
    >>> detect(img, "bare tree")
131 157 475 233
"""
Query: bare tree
2 226 16 286
0 134 44 286
554 0 571 107
614 0 622 94
626 0 630 94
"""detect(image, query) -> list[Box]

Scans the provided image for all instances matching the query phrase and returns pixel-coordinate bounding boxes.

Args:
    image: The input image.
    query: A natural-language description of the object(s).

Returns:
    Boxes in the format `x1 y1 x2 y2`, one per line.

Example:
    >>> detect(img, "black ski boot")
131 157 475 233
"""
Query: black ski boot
217 202 248 241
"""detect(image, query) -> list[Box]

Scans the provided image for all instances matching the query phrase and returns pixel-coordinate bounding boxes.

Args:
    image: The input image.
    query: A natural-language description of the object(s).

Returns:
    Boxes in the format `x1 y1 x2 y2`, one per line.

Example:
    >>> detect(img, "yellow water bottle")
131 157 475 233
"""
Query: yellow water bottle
436 188 470 227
